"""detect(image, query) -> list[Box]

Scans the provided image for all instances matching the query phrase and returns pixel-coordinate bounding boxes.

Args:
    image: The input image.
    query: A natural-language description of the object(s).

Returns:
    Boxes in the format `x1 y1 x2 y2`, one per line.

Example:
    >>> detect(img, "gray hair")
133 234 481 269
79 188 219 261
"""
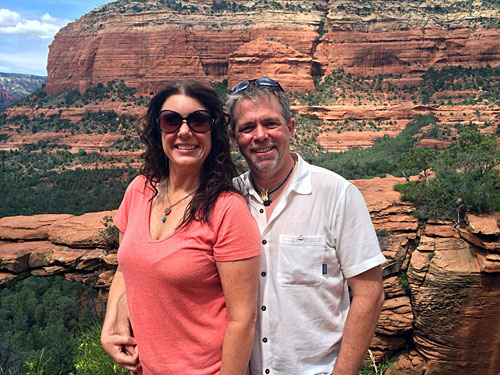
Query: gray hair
225 83 291 133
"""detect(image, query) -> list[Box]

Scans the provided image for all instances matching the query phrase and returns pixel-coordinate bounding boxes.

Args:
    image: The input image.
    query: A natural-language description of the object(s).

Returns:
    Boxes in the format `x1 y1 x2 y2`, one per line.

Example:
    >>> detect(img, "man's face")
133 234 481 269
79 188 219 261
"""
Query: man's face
233 95 295 174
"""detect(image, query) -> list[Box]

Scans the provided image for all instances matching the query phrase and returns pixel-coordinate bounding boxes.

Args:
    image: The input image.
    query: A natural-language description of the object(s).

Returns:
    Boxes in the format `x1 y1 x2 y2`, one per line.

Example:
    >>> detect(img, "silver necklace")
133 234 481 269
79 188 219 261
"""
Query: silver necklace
161 182 196 223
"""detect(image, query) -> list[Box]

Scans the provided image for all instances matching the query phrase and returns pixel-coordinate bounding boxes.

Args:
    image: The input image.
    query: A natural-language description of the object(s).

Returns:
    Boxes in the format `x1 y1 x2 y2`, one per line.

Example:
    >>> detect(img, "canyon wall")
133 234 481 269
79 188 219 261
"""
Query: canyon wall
45 0 500 95
1 176 499 374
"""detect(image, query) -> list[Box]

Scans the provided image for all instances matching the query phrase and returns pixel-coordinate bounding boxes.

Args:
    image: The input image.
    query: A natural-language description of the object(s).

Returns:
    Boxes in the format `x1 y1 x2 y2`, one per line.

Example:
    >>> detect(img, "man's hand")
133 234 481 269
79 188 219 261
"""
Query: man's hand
101 330 140 371
101 257 141 372
101 292 141 371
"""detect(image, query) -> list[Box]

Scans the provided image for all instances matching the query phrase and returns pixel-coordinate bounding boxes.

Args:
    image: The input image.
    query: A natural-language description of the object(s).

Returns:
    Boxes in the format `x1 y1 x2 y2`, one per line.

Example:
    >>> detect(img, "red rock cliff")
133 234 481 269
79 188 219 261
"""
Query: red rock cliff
45 0 500 95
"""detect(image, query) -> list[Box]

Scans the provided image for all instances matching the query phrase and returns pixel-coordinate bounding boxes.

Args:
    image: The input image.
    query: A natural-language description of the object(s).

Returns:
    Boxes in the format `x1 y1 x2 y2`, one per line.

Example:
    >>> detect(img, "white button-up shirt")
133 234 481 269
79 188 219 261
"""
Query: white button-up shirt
236 154 385 375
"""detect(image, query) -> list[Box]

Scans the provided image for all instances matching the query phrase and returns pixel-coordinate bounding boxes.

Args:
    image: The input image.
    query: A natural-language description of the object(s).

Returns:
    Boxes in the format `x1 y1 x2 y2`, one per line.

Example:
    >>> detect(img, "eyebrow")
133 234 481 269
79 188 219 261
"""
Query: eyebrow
237 115 283 127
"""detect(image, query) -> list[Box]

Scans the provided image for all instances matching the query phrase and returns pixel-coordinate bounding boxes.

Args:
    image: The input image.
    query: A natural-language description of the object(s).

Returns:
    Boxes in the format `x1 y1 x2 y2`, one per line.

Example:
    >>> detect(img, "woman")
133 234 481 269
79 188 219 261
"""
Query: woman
102 81 261 375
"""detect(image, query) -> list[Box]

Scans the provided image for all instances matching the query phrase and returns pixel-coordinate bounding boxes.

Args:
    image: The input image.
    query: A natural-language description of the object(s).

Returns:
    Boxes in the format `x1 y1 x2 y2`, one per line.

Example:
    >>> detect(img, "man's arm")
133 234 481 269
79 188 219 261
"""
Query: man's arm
100 232 140 371
332 265 384 375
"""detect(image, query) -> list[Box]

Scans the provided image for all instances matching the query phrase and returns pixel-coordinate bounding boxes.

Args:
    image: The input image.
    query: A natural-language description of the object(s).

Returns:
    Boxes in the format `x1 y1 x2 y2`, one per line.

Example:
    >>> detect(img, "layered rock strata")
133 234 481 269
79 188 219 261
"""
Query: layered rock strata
408 213 500 375
45 0 500 95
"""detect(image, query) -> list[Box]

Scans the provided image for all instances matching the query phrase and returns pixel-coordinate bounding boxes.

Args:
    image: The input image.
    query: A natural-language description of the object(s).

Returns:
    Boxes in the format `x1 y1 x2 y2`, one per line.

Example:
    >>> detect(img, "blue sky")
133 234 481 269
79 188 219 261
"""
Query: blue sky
0 0 110 76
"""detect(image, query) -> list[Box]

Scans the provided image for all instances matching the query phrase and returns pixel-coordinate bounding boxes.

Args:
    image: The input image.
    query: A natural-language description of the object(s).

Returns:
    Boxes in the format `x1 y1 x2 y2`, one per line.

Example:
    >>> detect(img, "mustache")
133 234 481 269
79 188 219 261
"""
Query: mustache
250 141 275 150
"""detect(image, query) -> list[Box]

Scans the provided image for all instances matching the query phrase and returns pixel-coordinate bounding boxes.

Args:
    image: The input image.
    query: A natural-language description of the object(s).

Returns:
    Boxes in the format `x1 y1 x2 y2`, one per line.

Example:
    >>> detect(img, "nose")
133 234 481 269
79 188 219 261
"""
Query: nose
254 124 268 141
177 119 192 137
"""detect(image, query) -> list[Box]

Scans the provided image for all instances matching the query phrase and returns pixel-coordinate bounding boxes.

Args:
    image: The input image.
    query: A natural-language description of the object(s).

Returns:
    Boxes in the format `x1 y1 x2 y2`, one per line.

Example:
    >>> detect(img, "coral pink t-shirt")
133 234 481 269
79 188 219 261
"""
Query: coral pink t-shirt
114 176 261 375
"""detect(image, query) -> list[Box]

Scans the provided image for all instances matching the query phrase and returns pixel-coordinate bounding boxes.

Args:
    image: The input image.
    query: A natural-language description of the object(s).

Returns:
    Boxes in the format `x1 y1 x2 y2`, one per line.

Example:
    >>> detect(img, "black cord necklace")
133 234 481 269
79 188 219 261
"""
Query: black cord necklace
252 159 296 207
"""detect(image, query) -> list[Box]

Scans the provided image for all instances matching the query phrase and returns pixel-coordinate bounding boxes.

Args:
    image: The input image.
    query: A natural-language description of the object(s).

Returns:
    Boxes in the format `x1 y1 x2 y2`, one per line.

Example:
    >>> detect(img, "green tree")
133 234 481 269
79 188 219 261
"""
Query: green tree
401 147 437 181
395 127 500 221
0 276 100 375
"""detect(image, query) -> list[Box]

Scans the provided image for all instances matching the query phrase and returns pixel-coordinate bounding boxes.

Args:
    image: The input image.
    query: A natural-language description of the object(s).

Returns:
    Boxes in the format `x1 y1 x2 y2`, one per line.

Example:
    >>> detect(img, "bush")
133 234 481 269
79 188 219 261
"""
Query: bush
395 127 500 221
99 215 120 250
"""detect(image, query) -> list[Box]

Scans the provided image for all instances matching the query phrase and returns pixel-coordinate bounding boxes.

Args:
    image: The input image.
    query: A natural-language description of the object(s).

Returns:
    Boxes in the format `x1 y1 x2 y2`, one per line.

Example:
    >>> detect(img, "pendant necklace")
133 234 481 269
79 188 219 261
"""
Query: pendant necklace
161 182 196 223
252 159 296 207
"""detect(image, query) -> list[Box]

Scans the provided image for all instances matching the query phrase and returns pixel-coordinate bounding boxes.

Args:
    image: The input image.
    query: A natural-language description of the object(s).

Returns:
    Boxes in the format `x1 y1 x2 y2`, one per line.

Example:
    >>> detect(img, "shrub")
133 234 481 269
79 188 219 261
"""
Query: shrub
99 215 119 250
395 127 500 221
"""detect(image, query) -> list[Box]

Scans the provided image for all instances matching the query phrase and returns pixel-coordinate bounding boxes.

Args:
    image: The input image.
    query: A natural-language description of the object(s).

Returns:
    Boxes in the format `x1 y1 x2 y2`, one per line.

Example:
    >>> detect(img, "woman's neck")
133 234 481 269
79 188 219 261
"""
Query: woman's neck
165 167 200 193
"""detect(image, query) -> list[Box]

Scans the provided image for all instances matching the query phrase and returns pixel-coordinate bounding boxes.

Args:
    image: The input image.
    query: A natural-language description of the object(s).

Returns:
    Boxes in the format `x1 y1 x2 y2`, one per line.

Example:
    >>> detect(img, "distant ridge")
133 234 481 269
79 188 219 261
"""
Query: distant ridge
0 72 47 111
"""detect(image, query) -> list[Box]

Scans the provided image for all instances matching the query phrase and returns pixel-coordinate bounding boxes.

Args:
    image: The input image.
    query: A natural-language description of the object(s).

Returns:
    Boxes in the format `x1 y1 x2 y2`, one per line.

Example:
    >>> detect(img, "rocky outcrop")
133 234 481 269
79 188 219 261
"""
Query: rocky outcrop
44 0 500 95
0 211 118 297
353 176 500 374
407 214 500 375
0 90 18 112
1 175 498 372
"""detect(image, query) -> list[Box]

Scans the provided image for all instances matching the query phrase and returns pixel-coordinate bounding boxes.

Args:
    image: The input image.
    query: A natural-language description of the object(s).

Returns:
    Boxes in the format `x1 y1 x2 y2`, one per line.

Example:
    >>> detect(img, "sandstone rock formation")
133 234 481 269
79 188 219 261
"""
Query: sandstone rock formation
1 176 499 373
44 0 500 95
45 0 326 95
0 211 117 296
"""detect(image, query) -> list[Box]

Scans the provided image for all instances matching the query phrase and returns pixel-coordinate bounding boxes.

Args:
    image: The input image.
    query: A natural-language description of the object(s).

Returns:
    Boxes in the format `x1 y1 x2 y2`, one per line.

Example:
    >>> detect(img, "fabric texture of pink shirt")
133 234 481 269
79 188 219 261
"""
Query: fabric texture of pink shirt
114 175 261 375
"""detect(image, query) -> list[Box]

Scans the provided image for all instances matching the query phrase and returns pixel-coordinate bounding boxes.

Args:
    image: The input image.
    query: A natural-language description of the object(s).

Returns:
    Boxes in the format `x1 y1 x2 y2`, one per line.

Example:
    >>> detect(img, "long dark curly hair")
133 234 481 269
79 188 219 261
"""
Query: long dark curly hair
138 80 238 227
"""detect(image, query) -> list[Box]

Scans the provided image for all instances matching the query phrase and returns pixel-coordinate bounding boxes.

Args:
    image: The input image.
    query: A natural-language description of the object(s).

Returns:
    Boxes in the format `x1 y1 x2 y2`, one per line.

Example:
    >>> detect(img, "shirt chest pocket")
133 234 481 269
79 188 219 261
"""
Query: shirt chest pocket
277 235 326 286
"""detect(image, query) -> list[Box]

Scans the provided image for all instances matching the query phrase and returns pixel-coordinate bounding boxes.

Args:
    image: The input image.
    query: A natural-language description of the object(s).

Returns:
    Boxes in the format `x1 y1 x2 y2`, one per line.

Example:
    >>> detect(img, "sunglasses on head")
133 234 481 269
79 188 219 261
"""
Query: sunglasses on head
229 77 284 94
156 110 213 134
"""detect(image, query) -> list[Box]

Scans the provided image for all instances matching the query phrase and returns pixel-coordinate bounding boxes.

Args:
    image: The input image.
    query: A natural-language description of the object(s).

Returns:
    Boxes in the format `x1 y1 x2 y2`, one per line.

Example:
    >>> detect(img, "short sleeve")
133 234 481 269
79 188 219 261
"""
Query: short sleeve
334 183 385 278
114 175 145 233
211 193 261 262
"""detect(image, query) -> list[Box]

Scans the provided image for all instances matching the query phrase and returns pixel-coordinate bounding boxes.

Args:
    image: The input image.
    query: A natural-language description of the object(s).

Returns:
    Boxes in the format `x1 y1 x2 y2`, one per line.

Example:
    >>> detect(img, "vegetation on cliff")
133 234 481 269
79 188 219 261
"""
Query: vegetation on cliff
14 80 146 109
395 127 500 221
291 66 500 109
316 114 435 179
0 162 136 218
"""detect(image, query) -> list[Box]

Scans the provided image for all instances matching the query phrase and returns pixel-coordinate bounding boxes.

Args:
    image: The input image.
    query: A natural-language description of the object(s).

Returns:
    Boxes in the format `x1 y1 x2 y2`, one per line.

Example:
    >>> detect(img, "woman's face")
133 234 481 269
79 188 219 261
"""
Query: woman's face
159 94 212 175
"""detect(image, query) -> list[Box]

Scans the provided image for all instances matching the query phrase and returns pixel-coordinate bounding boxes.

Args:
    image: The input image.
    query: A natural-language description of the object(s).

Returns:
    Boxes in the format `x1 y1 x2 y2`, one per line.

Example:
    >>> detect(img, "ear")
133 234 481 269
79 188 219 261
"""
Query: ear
287 118 295 139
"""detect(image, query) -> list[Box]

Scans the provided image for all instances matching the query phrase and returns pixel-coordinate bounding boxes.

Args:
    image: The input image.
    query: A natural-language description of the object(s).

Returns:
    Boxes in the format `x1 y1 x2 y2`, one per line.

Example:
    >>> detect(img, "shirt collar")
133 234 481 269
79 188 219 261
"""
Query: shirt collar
288 153 312 195
237 153 312 197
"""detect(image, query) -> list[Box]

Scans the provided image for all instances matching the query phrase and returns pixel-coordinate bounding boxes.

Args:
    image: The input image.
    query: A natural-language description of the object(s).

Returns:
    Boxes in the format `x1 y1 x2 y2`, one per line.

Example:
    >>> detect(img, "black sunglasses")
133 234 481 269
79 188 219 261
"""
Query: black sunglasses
229 77 284 94
156 110 213 134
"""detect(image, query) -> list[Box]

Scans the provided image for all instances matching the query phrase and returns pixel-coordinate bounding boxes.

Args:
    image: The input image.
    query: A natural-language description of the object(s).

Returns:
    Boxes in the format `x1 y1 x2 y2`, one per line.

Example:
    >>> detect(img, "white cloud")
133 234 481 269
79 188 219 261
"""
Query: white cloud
41 13 67 26
0 8 21 27
0 8 69 39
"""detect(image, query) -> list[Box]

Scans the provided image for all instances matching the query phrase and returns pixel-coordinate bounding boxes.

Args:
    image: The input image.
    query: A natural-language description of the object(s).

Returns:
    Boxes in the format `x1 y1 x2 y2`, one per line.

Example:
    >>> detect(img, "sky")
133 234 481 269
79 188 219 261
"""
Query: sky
0 0 110 76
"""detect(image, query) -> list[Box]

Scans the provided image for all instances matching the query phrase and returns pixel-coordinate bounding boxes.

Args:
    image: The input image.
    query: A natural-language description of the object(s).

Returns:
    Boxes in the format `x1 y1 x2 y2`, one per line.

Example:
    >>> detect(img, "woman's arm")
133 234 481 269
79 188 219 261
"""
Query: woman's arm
216 255 260 375
101 231 140 371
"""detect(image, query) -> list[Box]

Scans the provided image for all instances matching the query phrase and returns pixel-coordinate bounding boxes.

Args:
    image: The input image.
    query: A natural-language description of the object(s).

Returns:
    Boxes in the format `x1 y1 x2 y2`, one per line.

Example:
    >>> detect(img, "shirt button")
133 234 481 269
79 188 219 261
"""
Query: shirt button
262 337 268 343
261 271 266 277
259 208 264 213
261 306 266 311
262 239 267 245
265 370 270 374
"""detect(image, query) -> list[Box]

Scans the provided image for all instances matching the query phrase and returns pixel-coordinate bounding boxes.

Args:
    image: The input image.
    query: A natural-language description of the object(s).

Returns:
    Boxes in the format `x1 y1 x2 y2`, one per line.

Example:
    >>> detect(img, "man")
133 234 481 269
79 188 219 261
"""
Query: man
225 78 385 375
102 78 385 375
